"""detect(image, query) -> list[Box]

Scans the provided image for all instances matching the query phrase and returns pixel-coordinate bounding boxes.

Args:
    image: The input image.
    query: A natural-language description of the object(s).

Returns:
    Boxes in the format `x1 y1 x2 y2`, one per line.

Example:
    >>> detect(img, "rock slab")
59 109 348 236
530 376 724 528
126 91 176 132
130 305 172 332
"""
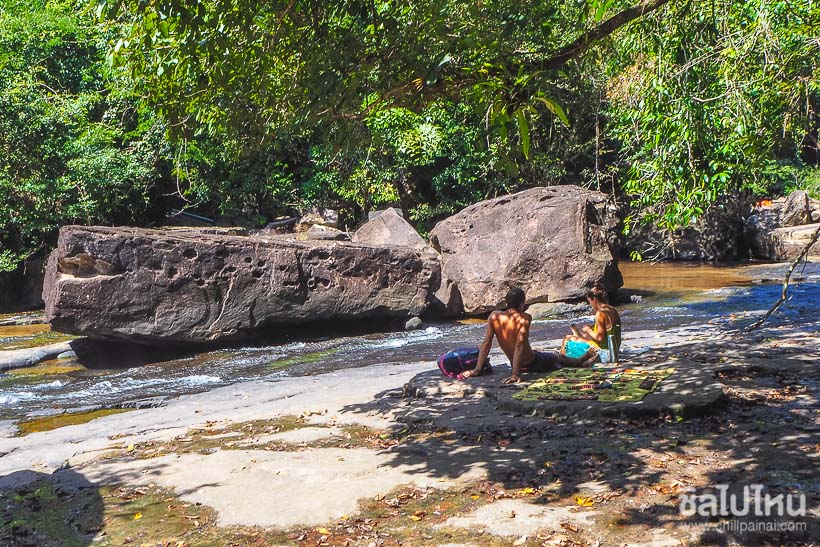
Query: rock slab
430 186 622 314
43 226 440 344
746 191 820 260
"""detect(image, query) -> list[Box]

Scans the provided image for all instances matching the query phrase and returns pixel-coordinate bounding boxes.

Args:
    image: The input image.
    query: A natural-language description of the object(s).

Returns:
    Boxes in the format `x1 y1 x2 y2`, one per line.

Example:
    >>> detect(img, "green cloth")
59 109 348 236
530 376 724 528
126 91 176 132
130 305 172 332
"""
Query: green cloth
512 367 674 403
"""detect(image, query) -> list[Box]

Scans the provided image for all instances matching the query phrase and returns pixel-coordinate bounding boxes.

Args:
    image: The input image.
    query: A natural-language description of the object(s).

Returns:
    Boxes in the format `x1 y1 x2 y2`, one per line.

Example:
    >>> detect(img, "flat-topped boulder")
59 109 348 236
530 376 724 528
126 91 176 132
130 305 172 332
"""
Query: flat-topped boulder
752 223 820 261
430 186 622 314
43 226 440 344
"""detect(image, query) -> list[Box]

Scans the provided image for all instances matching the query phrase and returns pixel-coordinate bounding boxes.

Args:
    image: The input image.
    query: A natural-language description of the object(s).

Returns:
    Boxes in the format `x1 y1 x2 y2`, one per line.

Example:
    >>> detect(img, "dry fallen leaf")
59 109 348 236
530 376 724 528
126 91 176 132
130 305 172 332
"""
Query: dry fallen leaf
519 487 537 495
575 496 595 507
133 512 142 520
316 527 331 535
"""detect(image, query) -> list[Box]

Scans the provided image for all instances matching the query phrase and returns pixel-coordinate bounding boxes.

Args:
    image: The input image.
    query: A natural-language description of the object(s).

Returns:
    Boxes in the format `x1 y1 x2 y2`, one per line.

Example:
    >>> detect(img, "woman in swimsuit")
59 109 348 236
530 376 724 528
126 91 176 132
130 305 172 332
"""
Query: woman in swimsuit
561 283 621 364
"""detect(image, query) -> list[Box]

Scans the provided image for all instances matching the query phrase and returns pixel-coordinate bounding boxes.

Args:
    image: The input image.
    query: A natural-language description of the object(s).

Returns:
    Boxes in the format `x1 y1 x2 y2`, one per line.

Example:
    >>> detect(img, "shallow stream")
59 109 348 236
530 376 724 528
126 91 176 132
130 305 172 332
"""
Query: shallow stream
1 261 818 421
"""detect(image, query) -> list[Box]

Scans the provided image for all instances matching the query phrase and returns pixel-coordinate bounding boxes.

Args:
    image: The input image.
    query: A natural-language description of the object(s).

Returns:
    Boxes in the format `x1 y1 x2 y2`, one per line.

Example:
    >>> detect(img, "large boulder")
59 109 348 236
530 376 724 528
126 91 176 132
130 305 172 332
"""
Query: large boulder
353 208 462 314
429 186 622 314
43 226 440 344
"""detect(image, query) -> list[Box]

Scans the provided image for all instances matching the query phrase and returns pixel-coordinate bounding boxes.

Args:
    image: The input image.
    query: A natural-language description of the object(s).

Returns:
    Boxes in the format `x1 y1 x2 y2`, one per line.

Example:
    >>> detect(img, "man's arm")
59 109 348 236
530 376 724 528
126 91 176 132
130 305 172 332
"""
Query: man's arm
462 315 495 378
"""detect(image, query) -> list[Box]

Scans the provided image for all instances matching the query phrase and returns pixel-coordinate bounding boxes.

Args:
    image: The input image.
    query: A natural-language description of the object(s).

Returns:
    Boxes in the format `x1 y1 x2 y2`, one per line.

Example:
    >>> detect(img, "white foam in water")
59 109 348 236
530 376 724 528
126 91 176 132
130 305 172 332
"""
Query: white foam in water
237 341 307 353
0 391 37 405
30 380 65 390
366 326 444 350
52 374 223 402
181 375 221 386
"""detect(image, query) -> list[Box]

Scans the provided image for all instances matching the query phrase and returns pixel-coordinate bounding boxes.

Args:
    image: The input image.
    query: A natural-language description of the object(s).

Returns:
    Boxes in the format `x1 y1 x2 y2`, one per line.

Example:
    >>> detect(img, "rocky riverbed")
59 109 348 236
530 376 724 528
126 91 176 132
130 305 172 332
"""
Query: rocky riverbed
0 260 817 545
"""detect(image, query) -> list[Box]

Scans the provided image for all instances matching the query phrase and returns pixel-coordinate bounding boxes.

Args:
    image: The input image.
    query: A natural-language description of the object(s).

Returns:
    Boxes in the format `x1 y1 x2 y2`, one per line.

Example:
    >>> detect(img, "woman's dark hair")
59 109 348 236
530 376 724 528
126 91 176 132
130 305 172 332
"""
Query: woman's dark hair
586 283 609 304
504 287 526 310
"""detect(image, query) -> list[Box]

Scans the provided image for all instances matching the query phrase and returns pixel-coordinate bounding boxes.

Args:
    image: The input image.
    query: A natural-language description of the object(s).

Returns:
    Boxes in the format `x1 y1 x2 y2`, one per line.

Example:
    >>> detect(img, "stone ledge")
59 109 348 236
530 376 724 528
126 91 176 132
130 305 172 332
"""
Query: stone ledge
402 359 727 422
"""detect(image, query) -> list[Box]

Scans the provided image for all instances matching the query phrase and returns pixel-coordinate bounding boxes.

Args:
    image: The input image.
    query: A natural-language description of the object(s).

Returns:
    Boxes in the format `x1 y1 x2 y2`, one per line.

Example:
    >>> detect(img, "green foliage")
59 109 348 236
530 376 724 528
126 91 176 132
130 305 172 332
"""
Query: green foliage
0 0 165 270
98 0 581 153
607 0 820 232
2 0 818 275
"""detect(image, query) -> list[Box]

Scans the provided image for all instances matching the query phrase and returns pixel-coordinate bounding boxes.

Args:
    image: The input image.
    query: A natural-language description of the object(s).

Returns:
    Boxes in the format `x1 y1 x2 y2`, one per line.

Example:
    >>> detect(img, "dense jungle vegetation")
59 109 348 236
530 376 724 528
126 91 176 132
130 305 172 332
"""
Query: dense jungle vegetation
1 0 818 270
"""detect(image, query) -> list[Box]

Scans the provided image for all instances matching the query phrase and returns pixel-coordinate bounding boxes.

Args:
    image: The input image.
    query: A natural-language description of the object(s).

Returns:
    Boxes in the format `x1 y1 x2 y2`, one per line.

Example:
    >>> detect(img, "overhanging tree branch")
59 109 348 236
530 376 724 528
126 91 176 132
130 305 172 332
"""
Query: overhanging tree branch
530 0 675 71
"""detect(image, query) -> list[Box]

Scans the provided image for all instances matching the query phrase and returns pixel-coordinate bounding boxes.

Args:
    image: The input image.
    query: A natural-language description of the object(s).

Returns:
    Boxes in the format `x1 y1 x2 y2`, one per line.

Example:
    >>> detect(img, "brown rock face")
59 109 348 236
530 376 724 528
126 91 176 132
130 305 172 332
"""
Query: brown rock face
43 226 439 344
429 186 622 314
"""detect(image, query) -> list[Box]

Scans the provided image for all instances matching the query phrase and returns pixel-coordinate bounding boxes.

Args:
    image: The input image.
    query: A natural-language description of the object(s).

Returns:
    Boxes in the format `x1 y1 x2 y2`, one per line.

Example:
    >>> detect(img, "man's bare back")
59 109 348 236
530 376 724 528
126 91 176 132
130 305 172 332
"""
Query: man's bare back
488 310 535 366
461 287 543 383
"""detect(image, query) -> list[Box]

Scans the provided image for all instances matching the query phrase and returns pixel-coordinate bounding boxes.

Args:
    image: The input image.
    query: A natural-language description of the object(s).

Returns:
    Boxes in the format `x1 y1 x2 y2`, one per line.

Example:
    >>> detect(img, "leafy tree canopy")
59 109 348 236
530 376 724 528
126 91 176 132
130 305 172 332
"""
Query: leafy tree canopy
99 0 672 152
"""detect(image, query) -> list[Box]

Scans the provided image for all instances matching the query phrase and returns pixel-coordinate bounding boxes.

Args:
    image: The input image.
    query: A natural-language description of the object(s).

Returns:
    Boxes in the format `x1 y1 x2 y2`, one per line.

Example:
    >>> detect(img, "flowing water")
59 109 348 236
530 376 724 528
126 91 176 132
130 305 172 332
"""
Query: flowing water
1 261 818 421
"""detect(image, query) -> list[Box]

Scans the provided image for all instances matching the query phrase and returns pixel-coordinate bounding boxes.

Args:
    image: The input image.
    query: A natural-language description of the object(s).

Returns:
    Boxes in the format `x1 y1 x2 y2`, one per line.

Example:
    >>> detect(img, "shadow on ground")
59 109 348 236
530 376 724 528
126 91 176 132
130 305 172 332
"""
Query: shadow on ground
0 468 103 546
340 314 820 545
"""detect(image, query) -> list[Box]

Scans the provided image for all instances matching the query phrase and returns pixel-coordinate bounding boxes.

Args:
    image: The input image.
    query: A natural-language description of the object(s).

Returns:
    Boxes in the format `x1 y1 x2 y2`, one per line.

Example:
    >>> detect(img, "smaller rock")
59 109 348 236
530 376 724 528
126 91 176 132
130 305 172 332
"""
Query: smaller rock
295 209 339 232
0 341 74 372
353 208 432 252
433 278 463 317
527 301 589 319
755 223 820 261
304 224 349 241
56 350 77 360
405 317 423 331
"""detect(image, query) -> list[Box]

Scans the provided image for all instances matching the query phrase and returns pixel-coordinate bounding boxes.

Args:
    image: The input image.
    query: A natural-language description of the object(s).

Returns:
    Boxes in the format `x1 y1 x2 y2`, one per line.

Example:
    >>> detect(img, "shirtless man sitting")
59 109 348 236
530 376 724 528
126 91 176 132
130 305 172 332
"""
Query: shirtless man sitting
461 287 595 384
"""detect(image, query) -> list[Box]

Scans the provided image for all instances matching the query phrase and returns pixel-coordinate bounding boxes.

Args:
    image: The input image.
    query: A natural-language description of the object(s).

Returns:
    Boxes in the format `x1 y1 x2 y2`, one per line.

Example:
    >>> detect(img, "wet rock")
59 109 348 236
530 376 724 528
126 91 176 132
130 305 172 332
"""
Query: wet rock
43 226 440 344
0 312 46 327
429 186 622 314
526 301 589 319
404 316 423 331
0 341 75 371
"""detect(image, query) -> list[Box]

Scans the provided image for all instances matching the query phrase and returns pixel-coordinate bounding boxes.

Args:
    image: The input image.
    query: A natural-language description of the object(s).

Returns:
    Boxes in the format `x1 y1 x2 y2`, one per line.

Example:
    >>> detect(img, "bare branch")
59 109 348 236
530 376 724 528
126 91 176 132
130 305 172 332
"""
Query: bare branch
745 223 820 331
